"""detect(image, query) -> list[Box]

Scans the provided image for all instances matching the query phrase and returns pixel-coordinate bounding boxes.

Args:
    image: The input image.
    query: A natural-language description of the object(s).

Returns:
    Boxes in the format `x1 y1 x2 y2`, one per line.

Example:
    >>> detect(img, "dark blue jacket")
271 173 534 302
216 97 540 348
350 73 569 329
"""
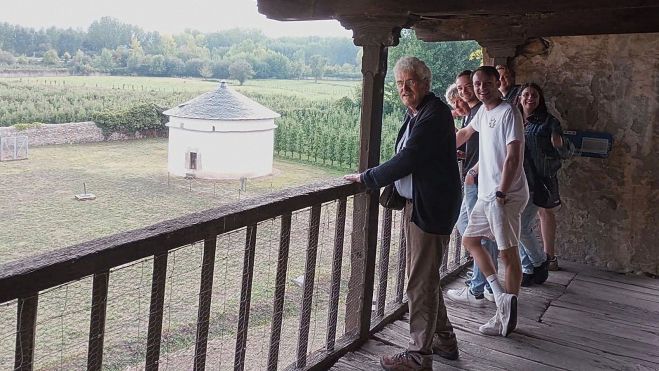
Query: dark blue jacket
524 111 563 182
361 93 461 235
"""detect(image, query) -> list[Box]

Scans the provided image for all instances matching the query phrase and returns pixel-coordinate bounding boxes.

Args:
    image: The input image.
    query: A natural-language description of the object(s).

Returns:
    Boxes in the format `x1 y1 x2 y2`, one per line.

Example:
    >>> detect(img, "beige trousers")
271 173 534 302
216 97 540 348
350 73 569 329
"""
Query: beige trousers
404 201 456 354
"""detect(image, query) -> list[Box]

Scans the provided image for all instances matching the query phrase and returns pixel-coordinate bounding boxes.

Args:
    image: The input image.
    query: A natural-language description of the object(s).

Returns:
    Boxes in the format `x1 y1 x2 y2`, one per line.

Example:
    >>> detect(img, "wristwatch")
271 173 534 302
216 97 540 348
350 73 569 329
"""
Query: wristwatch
468 168 478 178
495 190 506 199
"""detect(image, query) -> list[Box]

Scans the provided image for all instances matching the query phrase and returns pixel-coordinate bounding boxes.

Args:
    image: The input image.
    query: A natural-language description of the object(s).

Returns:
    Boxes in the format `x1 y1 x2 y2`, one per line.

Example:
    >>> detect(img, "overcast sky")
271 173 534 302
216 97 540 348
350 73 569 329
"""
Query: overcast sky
1 0 353 38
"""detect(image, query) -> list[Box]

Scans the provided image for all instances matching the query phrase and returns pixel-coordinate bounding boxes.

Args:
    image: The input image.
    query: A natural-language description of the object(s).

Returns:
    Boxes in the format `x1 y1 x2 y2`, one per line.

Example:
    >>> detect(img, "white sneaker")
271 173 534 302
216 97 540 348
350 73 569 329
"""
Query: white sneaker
483 288 494 302
447 287 487 307
479 312 502 336
498 293 518 337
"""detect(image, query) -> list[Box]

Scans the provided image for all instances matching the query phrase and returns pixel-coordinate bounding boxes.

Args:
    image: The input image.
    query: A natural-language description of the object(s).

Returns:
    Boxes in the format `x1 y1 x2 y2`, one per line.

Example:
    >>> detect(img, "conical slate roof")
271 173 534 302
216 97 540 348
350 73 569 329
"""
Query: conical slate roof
163 81 280 120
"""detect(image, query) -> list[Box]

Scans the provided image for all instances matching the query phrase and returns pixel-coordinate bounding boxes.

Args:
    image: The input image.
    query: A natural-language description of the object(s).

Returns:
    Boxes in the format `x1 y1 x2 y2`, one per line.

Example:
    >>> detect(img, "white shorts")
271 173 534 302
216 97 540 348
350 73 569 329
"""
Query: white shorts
463 198 525 250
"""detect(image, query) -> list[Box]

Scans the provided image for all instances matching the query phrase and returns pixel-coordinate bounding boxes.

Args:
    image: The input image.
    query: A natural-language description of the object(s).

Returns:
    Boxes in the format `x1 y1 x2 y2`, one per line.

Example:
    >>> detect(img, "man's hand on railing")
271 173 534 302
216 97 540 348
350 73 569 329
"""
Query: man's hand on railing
344 173 362 183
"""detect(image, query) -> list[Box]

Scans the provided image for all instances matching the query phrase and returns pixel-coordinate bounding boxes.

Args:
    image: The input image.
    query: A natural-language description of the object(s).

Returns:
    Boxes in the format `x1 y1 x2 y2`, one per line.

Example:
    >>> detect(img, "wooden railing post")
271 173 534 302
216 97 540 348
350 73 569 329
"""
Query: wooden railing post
395 219 407 303
193 237 217 371
15 294 38 371
267 213 292 371
234 225 258 371
296 204 322 368
340 17 405 341
326 198 347 351
376 208 393 316
145 253 168 371
88 271 110 371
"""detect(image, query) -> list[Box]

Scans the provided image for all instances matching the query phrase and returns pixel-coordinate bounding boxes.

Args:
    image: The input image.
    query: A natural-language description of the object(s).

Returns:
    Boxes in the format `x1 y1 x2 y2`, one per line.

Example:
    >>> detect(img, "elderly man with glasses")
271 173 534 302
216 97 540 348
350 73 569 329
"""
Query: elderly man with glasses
345 56 462 370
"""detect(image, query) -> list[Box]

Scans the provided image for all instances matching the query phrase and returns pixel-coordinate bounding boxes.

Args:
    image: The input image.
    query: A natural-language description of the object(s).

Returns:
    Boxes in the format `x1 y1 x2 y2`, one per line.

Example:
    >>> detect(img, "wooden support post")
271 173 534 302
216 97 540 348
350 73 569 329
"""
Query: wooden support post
339 17 405 342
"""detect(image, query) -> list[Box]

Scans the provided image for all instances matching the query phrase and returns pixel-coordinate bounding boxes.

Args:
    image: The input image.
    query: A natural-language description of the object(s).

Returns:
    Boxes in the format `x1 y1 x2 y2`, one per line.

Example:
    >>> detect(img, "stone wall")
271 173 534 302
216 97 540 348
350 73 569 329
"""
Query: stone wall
512 33 658 275
0 122 163 147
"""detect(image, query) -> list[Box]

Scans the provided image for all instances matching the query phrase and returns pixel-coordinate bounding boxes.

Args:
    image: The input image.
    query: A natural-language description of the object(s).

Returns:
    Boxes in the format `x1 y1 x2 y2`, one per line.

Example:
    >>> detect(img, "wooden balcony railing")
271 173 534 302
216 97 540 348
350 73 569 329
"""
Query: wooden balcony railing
0 178 469 370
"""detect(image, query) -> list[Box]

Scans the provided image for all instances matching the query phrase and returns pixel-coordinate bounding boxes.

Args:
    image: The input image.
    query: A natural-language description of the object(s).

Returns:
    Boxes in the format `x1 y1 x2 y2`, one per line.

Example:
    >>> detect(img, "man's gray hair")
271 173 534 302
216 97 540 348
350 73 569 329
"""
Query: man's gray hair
394 56 432 87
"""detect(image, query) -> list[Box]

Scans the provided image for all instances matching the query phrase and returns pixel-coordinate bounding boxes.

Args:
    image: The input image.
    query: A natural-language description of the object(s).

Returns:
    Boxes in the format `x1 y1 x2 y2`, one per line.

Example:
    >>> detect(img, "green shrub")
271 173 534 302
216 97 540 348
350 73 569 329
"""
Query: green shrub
13 122 43 131
93 103 167 134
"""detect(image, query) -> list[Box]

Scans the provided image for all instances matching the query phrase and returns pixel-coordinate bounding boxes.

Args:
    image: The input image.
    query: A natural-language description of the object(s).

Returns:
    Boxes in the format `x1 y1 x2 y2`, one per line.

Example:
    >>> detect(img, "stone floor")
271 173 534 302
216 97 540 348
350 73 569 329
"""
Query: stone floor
332 261 659 370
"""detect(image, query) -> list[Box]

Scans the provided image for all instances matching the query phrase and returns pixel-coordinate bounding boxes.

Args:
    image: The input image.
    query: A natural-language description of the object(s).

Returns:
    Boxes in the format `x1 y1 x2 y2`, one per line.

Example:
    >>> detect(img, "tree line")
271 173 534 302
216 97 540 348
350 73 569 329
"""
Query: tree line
0 17 361 83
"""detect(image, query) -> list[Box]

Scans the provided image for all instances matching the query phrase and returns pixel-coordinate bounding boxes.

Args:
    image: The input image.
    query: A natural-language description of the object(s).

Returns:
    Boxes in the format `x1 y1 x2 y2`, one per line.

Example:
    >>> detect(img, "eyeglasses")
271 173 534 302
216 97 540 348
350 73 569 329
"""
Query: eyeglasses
395 79 419 88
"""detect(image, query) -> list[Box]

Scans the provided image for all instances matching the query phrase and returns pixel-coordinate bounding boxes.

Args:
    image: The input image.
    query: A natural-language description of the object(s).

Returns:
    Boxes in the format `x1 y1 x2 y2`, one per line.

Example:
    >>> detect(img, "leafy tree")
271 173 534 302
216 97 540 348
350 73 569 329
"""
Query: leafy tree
289 60 309 80
388 29 480 96
112 45 130 67
85 17 136 51
0 49 16 65
160 34 177 57
184 58 206 76
211 59 230 79
55 28 85 55
309 54 327 82
164 56 184 76
198 62 213 78
42 49 60 65
264 52 291 79
229 59 254 85
94 48 115 71
147 54 167 76
69 49 94 75
140 31 164 55
176 32 210 61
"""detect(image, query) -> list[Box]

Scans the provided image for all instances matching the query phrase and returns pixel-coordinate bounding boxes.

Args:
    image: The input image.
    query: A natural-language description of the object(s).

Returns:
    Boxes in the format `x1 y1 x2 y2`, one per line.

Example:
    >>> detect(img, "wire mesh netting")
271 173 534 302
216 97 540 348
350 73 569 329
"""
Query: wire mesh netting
1 194 470 370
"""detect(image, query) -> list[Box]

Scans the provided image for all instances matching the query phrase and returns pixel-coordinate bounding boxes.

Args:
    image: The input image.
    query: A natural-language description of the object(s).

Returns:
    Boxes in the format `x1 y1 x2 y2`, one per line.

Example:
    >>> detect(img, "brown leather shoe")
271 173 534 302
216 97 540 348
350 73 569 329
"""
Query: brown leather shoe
431 335 459 360
380 350 432 370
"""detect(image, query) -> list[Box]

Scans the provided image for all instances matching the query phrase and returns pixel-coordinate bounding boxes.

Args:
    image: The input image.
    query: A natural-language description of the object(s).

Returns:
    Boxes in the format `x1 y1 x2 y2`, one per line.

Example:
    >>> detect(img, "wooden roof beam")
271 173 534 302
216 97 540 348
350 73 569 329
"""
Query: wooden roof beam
257 0 657 21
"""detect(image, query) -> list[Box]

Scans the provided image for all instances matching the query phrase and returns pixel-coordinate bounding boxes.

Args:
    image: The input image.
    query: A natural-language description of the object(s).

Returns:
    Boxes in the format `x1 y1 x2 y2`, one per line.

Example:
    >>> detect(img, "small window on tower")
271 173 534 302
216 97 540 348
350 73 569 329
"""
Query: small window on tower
189 152 197 170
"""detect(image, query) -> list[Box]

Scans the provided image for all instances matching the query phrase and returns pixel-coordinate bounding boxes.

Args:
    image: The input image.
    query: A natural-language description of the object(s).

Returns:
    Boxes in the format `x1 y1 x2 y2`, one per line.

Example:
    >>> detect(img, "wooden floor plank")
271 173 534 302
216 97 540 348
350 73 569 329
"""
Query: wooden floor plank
448 313 633 370
542 305 659 347
332 261 659 370
519 313 659 365
552 293 659 329
561 261 659 290
544 268 577 286
564 279 659 311
573 274 659 297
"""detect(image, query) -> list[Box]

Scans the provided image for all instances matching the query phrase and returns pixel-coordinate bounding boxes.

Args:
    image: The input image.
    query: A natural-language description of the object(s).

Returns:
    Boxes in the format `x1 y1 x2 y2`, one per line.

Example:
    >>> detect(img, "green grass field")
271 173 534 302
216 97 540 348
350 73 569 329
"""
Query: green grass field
0 138 363 370
0 138 344 264
0 76 361 127
0 77 405 370
4 76 359 100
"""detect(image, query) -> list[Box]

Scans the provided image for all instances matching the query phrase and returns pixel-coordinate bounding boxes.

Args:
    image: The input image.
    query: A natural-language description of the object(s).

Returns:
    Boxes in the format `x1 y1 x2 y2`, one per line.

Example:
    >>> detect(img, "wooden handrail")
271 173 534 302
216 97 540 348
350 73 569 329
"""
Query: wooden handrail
0 178 363 304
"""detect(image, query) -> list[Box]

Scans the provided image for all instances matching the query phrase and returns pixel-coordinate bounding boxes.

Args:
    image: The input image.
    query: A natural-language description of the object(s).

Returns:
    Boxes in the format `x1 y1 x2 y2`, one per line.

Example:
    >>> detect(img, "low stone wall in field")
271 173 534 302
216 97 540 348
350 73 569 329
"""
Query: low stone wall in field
0 122 164 147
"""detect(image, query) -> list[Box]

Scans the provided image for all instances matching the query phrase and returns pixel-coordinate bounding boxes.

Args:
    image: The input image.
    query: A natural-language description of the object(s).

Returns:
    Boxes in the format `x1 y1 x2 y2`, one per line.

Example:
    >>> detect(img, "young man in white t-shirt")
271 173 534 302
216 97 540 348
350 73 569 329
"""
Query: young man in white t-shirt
456 66 529 337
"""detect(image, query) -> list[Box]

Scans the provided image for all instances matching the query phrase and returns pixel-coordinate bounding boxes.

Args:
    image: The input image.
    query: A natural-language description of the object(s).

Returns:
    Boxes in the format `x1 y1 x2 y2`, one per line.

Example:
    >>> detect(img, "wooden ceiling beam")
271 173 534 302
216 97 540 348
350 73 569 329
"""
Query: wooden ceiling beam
413 8 659 43
258 0 657 21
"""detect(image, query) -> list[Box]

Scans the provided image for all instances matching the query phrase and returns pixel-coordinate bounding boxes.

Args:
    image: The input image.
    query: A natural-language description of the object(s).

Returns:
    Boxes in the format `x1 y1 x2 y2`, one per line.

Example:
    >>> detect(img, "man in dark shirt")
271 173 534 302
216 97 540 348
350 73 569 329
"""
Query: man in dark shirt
447 70 500 307
496 64 521 106
345 56 461 370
